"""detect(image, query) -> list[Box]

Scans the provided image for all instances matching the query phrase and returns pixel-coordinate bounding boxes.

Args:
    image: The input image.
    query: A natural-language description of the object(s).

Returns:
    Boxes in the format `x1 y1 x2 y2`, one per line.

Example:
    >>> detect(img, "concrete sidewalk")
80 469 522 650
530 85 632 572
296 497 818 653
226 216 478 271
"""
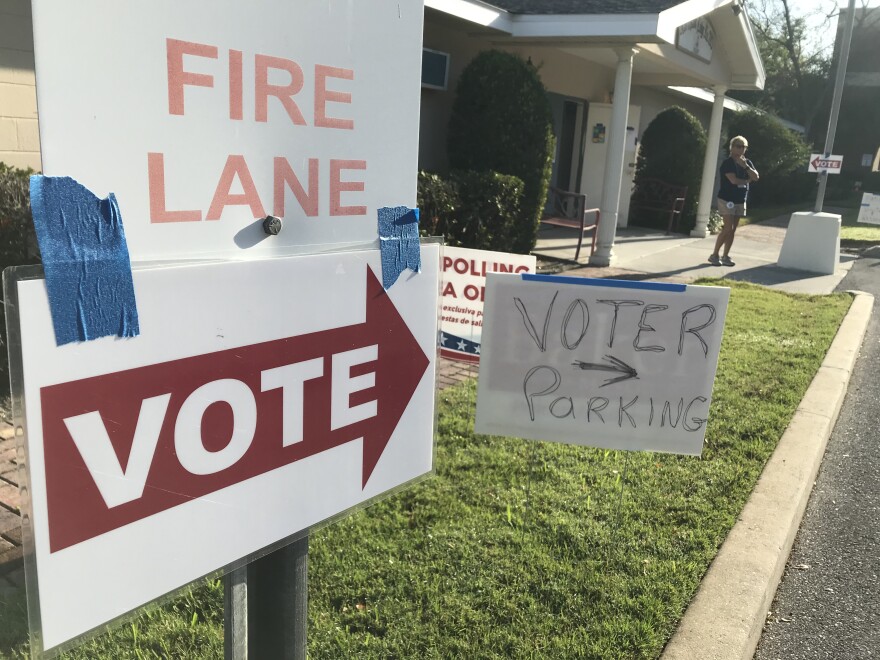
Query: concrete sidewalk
534 216 856 295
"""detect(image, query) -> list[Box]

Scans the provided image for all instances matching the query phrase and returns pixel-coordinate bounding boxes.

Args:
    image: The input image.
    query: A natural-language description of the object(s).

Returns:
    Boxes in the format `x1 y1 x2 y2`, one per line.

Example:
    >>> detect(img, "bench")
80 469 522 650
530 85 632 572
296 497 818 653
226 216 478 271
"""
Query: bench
629 178 687 234
540 186 601 261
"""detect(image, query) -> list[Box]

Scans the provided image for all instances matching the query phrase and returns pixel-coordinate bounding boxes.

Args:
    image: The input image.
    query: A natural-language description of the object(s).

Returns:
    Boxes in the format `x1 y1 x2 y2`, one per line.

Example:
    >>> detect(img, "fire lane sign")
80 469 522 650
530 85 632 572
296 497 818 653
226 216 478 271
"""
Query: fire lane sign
31 0 423 261
809 154 843 173
13 246 439 651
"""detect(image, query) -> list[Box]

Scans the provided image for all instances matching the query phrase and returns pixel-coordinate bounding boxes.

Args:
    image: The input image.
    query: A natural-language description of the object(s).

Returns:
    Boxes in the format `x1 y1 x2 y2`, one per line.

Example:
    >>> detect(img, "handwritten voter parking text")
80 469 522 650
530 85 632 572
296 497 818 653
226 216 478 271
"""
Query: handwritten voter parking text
513 291 718 431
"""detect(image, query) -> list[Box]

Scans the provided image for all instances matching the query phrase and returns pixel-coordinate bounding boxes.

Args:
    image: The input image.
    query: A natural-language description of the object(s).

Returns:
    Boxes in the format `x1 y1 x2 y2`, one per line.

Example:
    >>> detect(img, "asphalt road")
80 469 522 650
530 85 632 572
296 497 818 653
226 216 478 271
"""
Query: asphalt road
754 247 880 660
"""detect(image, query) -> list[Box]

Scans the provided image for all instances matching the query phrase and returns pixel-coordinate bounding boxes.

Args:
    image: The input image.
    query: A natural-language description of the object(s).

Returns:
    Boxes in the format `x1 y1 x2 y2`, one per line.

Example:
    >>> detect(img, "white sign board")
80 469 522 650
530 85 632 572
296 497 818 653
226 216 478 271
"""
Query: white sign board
675 17 715 63
475 275 729 455
858 192 880 225
12 245 439 652
808 154 843 173
31 0 423 262
440 246 536 362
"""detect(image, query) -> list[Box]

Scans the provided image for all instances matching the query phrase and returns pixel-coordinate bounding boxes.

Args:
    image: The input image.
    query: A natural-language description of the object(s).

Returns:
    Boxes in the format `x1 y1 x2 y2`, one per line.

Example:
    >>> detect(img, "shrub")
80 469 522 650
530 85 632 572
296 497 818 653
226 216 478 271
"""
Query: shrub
0 163 38 271
633 107 707 232
0 162 40 399
447 50 555 254
417 171 457 238
707 209 723 234
725 110 811 207
448 170 523 252
417 170 524 252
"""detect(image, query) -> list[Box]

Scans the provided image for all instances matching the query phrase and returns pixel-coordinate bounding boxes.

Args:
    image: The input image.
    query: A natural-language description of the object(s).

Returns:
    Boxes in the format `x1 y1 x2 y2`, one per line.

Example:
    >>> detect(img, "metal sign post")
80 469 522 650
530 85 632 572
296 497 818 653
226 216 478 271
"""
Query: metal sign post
815 0 857 212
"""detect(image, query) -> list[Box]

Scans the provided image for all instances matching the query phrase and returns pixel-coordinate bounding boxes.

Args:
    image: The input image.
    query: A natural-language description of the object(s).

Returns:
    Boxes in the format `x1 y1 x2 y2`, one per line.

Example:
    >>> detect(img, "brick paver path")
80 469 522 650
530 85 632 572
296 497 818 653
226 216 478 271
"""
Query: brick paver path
0 420 24 593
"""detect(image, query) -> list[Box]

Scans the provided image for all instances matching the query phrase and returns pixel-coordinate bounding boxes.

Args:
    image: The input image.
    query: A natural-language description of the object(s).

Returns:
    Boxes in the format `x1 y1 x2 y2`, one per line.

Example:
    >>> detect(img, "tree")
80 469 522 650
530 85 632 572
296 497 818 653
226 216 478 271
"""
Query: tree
729 0 835 132
808 4 880 186
447 50 555 254
725 110 812 206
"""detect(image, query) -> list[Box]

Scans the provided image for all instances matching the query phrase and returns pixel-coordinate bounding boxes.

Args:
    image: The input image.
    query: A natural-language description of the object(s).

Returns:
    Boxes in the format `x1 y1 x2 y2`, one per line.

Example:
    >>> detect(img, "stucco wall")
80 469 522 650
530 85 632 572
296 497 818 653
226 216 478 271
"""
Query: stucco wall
0 0 40 171
629 86 710 135
420 16 615 173
420 15 720 176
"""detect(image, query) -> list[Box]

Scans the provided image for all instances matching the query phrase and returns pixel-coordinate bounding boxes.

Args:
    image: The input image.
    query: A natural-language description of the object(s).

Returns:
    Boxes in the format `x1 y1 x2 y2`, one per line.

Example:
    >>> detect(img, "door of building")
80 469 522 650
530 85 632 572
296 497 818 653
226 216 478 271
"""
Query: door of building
578 102 641 227
547 93 586 193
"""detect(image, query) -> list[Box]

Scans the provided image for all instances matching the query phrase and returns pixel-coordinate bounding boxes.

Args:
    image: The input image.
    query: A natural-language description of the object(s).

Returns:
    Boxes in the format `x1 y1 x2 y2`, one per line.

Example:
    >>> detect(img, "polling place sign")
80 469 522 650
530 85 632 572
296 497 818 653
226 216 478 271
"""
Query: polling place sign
31 0 422 261
440 246 536 362
858 192 880 225
475 275 729 455
10 246 439 652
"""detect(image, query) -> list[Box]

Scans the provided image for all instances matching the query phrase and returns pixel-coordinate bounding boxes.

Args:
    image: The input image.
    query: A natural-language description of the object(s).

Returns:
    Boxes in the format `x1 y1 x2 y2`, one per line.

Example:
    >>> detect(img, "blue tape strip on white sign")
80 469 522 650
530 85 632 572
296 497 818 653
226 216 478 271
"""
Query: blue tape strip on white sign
521 273 687 292
29 175 140 345
378 206 421 290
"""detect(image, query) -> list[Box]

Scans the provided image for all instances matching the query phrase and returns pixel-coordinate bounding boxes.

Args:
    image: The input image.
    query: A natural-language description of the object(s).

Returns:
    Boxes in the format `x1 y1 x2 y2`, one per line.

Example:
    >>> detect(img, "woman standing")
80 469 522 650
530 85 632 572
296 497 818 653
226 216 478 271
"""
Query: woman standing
709 136 759 266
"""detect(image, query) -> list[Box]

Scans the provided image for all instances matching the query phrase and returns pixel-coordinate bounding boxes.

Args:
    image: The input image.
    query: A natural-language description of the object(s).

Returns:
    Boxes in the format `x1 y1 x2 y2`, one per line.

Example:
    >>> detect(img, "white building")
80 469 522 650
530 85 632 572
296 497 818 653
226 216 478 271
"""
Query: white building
420 0 765 263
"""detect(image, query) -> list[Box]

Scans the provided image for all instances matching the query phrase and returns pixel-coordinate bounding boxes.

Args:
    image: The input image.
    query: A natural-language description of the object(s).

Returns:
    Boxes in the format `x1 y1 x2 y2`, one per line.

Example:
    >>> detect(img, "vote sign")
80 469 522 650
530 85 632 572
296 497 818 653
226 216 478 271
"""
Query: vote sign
31 0 423 261
439 246 536 363
475 275 729 455
808 154 843 173
12 246 439 652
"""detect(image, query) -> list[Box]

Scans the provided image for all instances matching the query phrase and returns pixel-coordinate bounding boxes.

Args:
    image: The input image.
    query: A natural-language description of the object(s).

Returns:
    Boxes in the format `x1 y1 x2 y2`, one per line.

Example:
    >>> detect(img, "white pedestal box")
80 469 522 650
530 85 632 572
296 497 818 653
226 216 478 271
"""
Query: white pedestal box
777 212 841 275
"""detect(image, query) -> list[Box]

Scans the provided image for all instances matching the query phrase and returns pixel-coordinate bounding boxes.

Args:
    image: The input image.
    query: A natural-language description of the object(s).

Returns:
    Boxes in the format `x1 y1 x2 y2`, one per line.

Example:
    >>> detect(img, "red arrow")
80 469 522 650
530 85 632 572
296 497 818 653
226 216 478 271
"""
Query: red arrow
358 267 430 486
40 266 429 552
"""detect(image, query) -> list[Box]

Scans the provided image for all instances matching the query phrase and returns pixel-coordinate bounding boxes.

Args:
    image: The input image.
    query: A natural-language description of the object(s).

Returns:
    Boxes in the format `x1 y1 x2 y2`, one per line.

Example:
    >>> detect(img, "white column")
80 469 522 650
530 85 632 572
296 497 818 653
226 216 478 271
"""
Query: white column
692 85 726 237
590 47 636 267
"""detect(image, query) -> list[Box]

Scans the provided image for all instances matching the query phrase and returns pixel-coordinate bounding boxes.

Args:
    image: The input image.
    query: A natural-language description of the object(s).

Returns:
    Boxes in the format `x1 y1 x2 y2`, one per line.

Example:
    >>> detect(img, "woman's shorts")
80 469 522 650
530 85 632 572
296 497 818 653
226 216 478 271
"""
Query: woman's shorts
717 198 746 217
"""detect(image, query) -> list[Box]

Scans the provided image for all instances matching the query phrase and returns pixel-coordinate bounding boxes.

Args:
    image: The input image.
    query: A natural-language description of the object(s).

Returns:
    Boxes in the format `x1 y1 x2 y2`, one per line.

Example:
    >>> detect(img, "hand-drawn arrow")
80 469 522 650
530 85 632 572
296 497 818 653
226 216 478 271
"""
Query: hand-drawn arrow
572 355 638 387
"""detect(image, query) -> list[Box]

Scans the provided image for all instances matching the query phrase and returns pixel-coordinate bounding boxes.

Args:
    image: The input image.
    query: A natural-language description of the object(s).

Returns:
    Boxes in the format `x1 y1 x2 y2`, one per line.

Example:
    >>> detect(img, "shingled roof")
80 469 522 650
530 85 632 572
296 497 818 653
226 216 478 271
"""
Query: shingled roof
485 0 683 14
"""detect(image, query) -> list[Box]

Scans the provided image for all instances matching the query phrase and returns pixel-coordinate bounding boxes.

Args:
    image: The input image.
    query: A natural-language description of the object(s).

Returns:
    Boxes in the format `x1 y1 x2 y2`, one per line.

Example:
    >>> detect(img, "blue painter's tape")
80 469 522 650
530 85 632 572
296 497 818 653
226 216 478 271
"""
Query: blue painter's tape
378 206 421 290
29 176 140 345
520 273 687 292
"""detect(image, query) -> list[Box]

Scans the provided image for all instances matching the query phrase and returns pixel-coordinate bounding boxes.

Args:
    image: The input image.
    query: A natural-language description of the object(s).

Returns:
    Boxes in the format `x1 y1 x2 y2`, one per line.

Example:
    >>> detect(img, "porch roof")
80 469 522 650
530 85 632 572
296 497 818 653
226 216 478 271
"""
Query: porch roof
486 1 682 14
425 0 765 91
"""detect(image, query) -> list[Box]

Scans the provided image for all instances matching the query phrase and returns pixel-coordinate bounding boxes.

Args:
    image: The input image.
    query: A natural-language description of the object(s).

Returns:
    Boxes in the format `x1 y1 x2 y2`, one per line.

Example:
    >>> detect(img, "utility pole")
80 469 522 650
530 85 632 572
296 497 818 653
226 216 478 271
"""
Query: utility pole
815 0 857 212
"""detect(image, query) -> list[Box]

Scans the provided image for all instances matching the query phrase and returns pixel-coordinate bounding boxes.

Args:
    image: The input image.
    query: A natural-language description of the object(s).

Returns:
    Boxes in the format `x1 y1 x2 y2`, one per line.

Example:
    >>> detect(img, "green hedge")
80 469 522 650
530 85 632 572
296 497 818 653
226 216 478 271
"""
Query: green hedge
725 110 811 208
418 170 524 252
417 171 457 238
632 107 706 233
0 163 40 399
0 163 38 271
447 50 554 254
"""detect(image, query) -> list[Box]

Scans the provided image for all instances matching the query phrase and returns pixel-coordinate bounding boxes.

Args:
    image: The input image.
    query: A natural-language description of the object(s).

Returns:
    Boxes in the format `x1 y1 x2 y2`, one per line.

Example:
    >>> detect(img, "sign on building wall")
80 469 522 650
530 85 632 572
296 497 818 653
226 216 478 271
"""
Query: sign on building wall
31 0 423 262
475 275 729 456
676 17 715 63
440 246 536 362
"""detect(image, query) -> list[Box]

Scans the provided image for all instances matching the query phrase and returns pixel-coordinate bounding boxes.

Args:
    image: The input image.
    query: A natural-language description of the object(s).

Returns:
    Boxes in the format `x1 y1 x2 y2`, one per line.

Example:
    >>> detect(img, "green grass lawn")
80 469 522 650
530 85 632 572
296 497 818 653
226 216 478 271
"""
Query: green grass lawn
743 200 880 245
0 281 853 659
839 207 880 244
741 202 807 225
